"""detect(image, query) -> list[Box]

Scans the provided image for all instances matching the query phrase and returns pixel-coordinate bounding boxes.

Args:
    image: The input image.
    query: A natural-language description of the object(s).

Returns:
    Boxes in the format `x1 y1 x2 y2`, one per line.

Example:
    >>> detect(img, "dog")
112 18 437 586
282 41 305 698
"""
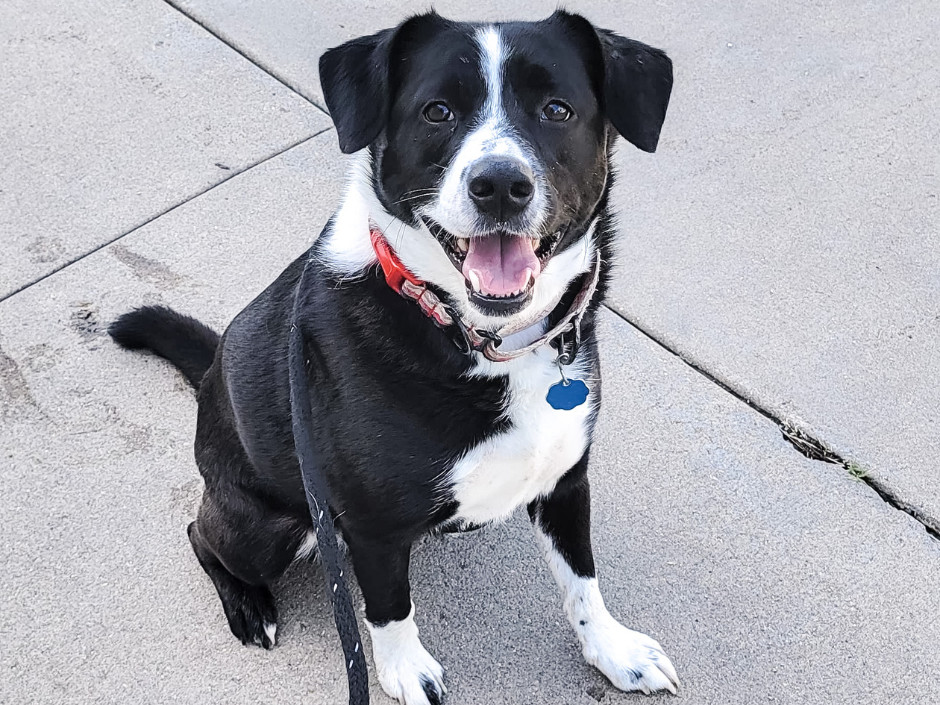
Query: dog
110 10 675 704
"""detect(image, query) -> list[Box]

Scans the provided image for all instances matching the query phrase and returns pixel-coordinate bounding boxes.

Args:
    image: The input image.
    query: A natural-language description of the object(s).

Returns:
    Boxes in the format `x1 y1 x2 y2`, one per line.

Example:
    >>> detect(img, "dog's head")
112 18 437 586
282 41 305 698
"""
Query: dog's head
320 11 672 327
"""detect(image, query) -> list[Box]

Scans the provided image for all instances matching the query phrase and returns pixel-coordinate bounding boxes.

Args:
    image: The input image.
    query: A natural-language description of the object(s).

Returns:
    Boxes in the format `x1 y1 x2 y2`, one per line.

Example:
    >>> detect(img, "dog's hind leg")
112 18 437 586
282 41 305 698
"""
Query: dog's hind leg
187 491 307 649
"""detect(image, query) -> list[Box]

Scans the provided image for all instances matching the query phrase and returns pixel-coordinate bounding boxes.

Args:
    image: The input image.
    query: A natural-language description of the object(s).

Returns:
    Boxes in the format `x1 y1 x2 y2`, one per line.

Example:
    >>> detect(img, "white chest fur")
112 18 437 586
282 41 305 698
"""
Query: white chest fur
448 346 594 525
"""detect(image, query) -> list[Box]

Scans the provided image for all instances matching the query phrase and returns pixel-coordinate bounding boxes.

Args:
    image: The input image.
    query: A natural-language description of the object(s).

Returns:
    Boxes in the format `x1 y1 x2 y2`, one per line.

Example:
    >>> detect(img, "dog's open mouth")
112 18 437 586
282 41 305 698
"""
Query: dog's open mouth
424 219 565 314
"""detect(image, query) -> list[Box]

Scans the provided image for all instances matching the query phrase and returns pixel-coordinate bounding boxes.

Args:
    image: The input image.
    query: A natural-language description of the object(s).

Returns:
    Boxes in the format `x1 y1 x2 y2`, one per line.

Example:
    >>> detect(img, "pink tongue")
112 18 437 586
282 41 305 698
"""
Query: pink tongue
462 234 541 297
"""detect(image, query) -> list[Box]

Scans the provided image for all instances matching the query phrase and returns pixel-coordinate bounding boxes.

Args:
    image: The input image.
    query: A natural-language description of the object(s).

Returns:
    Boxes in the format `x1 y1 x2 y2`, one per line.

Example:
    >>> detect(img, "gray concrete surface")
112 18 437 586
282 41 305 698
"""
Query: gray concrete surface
2 1 940 704
604 0 940 531
2 130 939 705
168 0 562 107
172 0 940 532
0 0 328 300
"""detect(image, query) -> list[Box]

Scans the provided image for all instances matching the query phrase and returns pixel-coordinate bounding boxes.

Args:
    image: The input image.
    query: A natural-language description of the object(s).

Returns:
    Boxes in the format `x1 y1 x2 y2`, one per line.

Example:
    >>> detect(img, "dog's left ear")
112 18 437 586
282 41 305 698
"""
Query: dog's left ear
551 12 674 153
319 28 395 154
598 30 673 153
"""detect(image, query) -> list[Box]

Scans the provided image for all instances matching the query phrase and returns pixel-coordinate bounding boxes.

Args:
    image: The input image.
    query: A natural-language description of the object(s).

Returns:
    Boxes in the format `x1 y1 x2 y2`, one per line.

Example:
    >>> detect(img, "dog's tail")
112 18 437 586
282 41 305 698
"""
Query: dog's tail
109 305 220 390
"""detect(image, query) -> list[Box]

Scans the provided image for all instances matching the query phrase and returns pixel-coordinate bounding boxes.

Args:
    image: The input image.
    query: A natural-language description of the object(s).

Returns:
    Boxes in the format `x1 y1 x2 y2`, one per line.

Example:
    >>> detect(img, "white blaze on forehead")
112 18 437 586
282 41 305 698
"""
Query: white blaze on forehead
427 25 548 239
477 25 506 123
470 25 521 155
322 23 581 334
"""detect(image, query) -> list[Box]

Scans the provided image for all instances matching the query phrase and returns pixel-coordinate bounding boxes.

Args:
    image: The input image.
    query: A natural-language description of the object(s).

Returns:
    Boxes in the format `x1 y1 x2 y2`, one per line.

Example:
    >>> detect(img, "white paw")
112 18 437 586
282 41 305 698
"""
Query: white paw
367 606 446 705
580 618 679 695
374 642 445 705
262 621 277 646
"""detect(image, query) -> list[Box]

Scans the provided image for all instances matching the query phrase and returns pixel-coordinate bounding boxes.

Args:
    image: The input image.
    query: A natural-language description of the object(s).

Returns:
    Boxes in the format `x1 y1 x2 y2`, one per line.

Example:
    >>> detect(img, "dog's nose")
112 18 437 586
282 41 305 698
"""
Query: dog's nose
467 157 535 222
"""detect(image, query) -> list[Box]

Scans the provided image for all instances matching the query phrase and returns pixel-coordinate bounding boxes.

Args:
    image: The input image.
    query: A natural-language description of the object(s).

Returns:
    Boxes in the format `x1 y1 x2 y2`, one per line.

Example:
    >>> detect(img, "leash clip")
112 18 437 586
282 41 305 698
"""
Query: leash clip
554 313 584 367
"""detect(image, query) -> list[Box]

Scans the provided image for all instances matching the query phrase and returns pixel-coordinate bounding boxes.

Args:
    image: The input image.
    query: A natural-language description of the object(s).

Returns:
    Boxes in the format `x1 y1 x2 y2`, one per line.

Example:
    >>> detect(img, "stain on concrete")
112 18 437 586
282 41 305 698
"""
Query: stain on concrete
111 245 185 289
69 301 105 343
26 236 67 265
105 401 153 451
22 343 57 374
0 343 38 415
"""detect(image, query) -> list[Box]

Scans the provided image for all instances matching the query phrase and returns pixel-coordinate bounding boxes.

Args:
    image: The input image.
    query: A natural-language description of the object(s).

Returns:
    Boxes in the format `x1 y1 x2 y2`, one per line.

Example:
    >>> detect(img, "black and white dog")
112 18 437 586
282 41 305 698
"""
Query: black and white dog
110 11 674 704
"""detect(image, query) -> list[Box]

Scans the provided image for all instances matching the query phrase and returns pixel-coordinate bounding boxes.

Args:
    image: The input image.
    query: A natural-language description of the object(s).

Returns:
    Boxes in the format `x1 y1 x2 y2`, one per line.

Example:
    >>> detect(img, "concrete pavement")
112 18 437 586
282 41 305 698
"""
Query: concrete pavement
172 0 940 536
0 0 328 300
2 1 938 704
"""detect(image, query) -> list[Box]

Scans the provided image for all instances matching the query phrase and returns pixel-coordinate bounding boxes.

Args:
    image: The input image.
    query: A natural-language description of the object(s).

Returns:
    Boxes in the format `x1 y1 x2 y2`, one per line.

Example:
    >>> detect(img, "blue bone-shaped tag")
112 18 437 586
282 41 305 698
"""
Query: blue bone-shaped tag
546 378 590 410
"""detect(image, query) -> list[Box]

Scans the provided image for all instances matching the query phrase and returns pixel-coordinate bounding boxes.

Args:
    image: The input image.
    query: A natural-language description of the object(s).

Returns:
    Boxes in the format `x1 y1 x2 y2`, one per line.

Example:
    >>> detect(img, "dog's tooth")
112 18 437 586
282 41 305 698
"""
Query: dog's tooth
529 238 539 250
456 238 469 253
468 270 481 292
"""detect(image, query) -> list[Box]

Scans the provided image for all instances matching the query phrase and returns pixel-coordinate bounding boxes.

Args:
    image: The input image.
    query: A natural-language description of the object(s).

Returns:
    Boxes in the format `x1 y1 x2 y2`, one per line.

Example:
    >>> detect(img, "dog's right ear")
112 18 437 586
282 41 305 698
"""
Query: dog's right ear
319 29 395 154
320 13 449 154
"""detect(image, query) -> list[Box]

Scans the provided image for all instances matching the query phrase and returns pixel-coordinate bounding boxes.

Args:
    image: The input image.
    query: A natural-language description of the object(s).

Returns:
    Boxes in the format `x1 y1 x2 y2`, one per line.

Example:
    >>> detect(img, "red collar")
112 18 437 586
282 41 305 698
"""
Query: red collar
369 227 423 292
368 225 601 363
370 227 456 329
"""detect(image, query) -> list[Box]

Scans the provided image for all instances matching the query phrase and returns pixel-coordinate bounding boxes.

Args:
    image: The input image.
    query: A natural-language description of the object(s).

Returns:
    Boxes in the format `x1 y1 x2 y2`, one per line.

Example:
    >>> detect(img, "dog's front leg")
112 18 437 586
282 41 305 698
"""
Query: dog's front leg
528 455 680 695
346 533 445 705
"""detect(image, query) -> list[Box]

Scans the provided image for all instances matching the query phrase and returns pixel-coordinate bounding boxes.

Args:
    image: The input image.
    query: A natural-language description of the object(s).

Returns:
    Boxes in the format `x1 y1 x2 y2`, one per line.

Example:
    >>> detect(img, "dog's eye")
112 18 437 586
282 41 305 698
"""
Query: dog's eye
423 102 455 123
541 100 573 122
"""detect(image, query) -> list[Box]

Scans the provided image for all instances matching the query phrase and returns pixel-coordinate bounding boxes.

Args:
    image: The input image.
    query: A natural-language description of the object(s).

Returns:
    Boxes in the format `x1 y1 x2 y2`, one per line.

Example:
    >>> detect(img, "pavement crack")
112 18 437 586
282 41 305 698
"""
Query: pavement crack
161 0 330 115
779 424 841 464
0 128 333 306
603 304 940 545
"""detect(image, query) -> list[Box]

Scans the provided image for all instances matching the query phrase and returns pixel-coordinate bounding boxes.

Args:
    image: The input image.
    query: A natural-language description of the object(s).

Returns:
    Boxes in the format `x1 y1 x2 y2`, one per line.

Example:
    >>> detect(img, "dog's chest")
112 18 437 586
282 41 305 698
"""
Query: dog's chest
448 350 593 524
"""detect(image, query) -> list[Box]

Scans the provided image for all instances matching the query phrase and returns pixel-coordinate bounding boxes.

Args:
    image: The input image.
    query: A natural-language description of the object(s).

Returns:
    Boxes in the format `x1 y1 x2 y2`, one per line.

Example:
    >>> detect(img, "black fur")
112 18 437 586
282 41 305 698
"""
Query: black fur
110 11 673 701
109 305 219 389
528 452 596 578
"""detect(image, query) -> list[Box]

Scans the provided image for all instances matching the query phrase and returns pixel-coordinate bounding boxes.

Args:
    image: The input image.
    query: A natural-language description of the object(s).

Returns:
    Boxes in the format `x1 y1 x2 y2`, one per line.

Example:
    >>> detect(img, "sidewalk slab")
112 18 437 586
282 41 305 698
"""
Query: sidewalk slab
169 0 940 526
603 3 940 527
0 0 328 299
2 132 938 704
169 0 572 107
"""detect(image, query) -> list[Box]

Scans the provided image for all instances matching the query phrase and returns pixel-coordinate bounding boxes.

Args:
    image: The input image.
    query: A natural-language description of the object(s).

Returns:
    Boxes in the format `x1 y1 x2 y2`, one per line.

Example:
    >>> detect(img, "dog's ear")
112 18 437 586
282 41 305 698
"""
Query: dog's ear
598 30 673 152
319 13 449 154
319 28 395 154
550 12 673 153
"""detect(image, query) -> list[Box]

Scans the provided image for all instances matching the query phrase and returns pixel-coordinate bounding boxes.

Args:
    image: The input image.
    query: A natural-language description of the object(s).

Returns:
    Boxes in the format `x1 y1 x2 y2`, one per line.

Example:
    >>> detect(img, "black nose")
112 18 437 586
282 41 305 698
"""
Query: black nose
467 157 535 222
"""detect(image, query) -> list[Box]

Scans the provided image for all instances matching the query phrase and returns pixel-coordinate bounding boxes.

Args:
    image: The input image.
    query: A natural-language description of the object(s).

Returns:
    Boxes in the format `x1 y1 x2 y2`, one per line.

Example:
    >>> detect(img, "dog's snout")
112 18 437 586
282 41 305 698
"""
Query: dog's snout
467 157 534 222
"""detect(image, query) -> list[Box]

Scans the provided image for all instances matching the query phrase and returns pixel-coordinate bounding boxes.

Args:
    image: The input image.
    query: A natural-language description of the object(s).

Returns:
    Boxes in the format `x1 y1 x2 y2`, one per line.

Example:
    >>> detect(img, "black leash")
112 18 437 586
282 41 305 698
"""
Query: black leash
288 256 370 705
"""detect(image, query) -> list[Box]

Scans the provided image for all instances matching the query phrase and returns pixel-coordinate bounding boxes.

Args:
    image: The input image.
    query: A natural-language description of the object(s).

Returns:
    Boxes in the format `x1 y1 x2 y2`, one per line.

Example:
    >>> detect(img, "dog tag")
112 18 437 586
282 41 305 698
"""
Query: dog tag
546 377 590 410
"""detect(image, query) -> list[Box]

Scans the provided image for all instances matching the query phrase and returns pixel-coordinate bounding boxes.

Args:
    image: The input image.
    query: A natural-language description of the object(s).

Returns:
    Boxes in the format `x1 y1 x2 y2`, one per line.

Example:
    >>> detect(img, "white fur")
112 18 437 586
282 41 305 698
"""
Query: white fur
293 529 318 562
534 527 680 694
367 603 446 705
318 151 377 275
263 621 277 645
448 343 596 524
320 150 596 336
427 26 549 239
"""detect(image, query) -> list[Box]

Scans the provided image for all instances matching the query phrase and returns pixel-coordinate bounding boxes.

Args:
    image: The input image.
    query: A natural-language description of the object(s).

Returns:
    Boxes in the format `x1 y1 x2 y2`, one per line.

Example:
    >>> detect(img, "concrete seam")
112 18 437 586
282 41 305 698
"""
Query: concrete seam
0 128 333 306
601 303 940 544
160 0 331 116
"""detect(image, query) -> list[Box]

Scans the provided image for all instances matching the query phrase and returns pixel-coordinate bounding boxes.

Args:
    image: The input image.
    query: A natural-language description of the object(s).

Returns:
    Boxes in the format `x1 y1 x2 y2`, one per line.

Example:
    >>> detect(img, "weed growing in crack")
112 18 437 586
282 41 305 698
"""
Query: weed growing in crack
846 462 869 481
